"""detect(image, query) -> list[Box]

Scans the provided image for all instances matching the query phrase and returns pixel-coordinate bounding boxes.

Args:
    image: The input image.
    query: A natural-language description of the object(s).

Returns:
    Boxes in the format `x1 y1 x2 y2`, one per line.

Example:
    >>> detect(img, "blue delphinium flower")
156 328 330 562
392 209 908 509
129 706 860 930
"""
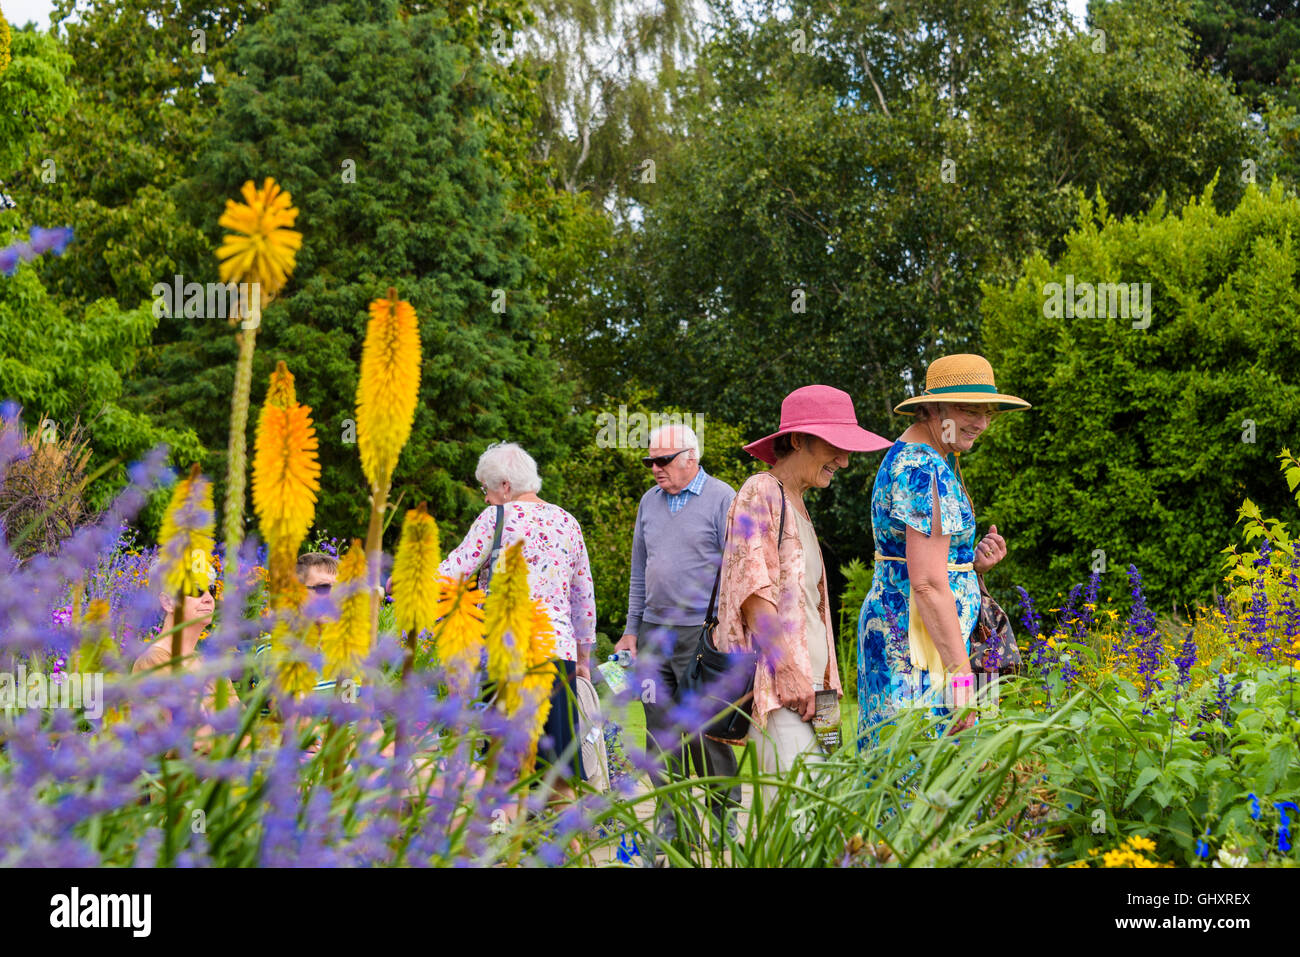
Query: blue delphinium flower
1195 829 1211 859
1075 571 1101 637
1247 545 1275 661
1248 793 1261 821
1016 587 1054 701
1275 802 1298 853
1173 629 1196 689
1125 566 1162 711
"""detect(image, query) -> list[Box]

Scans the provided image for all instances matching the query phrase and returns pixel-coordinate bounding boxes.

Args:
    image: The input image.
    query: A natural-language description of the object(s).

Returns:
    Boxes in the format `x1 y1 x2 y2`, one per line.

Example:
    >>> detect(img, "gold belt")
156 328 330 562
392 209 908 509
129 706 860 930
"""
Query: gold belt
873 552 973 675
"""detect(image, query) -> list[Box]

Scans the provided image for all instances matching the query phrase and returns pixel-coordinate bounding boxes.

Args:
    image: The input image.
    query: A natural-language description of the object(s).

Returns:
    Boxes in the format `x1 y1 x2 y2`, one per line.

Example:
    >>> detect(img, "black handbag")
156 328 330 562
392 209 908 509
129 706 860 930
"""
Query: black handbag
683 484 786 742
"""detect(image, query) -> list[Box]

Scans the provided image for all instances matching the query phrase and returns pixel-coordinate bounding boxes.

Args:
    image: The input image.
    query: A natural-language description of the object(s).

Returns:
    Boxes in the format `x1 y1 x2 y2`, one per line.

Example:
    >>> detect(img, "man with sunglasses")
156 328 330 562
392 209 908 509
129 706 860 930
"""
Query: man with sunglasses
615 423 740 849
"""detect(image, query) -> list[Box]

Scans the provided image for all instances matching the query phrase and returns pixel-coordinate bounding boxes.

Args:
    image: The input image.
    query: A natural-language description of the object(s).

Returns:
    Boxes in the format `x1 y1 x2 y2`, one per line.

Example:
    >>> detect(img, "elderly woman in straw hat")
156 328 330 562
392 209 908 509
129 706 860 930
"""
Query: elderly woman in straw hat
856 354 1030 748
716 385 891 795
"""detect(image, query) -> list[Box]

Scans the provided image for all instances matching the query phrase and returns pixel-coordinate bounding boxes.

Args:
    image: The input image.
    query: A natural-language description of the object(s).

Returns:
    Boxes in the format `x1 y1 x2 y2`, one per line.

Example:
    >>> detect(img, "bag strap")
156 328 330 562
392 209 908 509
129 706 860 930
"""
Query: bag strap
480 504 506 590
704 477 786 626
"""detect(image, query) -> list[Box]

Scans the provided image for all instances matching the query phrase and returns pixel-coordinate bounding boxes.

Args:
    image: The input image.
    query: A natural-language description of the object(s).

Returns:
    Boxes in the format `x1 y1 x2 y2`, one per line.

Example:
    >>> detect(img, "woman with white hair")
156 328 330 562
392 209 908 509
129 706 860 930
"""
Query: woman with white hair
439 442 597 779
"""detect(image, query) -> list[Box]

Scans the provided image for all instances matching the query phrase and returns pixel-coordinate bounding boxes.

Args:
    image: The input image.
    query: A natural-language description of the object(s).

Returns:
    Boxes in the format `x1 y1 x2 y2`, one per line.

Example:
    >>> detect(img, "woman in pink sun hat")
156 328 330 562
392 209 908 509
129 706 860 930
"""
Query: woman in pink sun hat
715 385 890 798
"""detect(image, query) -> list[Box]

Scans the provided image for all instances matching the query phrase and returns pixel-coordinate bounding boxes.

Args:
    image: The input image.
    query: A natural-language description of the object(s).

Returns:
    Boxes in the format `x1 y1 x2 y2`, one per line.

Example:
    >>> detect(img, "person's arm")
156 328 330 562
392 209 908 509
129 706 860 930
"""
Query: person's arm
438 507 498 580
741 591 815 721
905 480 975 729
617 500 647 658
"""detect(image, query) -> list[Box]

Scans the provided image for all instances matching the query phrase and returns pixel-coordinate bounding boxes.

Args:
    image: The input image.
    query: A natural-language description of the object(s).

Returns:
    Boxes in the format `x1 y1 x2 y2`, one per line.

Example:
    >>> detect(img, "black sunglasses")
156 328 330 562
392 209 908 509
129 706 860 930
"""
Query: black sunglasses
308 583 333 595
642 450 687 469
186 584 218 598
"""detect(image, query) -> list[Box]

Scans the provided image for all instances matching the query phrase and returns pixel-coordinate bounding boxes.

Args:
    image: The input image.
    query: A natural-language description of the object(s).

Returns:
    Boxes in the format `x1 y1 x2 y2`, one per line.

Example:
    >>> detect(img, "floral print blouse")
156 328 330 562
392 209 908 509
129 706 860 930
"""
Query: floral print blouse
716 472 842 731
440 501 597 663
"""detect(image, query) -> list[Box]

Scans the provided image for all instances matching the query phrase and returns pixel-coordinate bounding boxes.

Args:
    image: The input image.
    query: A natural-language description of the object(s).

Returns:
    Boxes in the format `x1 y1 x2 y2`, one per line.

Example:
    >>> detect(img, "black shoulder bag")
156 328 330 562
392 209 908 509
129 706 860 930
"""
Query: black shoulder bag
476 504 506 593
683 482 786 742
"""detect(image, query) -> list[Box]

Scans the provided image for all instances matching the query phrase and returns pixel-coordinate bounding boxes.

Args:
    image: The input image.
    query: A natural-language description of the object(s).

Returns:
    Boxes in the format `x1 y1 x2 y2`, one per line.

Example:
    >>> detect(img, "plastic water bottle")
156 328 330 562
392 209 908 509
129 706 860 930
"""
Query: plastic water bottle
611 650 632 668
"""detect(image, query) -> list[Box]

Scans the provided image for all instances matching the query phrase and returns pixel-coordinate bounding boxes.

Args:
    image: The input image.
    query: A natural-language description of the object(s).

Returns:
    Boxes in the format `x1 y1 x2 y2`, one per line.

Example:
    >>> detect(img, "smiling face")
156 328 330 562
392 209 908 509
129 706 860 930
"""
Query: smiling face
943 403 997 452
784 433 851 489
161 587 215 629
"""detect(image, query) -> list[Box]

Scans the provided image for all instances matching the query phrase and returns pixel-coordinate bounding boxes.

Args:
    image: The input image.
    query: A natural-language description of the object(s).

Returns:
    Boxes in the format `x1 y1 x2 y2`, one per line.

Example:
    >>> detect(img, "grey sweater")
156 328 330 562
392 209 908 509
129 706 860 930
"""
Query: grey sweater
624 473 736 634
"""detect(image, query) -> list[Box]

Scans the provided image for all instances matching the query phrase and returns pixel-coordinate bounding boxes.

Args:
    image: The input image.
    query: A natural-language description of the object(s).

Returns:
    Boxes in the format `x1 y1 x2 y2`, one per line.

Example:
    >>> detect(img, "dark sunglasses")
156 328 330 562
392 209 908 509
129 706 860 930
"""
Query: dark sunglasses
186 584 218 599
308 583 333 596
642 450 687 469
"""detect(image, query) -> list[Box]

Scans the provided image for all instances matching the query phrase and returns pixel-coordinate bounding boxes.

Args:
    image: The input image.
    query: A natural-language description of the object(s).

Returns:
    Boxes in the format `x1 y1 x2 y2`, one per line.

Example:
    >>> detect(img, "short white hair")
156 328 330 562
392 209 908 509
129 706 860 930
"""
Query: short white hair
476 442 542 494
647 423 700 461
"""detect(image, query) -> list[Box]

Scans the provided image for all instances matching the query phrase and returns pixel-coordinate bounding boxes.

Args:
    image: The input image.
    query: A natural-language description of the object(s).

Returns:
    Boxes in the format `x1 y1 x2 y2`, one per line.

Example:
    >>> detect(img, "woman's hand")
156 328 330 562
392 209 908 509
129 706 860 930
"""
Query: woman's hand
972 523 1006 574
774 660 817 721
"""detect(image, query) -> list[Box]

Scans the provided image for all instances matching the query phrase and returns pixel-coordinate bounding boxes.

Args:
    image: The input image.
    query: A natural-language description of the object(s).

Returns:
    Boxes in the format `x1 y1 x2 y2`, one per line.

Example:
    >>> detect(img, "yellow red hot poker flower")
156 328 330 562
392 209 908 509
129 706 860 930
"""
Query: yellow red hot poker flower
157 463 216 599
319 540 370 683
483 541 532 714
355 290 421 493
252 361 320 606
434 574 486 697
516 599 558 771
391 503 441 635
216 178 302 299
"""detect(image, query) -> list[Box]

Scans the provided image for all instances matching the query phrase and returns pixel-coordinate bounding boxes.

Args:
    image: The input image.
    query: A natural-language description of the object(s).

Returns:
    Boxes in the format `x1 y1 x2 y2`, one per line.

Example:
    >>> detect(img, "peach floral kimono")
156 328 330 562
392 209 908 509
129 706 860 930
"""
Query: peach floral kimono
715 472 841 730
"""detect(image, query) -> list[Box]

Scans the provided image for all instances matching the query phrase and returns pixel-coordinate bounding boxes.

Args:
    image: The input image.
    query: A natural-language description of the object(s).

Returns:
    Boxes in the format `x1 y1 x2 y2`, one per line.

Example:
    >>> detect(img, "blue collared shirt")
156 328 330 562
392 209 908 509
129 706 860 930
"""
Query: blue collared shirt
664 467 709 515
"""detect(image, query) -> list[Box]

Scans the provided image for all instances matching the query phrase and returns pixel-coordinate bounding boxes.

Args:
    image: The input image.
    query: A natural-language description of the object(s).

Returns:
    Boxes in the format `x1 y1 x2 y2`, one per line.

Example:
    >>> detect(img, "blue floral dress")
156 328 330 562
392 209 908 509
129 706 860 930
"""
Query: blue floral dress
856 441 980 750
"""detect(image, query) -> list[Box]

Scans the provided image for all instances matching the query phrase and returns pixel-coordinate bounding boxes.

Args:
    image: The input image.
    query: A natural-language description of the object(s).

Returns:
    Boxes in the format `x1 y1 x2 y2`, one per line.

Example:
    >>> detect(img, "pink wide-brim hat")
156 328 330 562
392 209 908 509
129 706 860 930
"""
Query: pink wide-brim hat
743 384 892 466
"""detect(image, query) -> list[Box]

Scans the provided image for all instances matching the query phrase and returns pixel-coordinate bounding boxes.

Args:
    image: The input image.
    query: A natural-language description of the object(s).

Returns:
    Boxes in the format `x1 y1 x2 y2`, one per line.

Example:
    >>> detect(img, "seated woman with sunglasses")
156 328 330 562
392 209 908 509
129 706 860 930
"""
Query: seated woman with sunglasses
132 562 239 753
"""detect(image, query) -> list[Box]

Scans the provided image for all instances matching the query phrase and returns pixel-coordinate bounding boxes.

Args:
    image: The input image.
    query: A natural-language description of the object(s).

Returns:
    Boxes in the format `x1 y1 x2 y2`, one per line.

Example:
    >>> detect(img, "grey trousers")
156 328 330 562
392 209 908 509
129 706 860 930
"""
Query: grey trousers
640 622 742 818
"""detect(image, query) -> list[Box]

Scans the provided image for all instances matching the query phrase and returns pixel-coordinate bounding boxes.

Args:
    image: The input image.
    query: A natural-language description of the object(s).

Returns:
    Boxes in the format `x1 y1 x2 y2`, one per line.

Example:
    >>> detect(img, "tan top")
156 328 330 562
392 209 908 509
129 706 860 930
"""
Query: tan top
133 638 238 713
792 509 827 693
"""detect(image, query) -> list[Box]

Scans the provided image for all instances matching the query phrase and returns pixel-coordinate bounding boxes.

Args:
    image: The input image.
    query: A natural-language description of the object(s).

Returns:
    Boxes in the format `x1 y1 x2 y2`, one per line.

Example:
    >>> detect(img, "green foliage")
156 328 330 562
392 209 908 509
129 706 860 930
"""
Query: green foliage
0 249 204 508
119 0 577 546
578 0 1255 579
836 558 873 699
0 25 74 177
972 183 1300 609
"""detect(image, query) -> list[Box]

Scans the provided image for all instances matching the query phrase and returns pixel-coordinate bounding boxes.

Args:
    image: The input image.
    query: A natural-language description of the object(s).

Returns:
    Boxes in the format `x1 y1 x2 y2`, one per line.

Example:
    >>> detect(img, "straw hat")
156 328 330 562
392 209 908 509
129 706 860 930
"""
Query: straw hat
893 354 1030 416
744 384 892 466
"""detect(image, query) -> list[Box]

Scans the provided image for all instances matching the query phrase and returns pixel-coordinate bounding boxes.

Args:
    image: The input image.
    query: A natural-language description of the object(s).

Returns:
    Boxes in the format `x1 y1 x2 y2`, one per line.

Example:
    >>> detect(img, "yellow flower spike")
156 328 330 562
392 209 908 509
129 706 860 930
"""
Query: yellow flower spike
391 503 441 637
483 541 532 696
157 464 216 598
319 540 370 682
74 599 115 673
216 178 302 299
355 290 421 493
269 618 320 699
252 361 320 554
434 574 486 696
515 599 558 772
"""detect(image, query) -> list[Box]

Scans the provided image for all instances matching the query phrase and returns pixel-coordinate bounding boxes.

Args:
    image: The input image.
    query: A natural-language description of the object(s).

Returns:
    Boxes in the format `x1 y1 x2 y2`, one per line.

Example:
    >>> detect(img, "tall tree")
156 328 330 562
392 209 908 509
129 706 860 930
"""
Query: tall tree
581 0 1253 577
131 0 577 545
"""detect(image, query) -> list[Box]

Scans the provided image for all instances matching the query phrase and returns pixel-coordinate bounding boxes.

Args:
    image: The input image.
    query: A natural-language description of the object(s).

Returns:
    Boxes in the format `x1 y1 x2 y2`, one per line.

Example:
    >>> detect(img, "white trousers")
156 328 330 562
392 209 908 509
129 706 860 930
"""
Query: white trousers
749 706 824 809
